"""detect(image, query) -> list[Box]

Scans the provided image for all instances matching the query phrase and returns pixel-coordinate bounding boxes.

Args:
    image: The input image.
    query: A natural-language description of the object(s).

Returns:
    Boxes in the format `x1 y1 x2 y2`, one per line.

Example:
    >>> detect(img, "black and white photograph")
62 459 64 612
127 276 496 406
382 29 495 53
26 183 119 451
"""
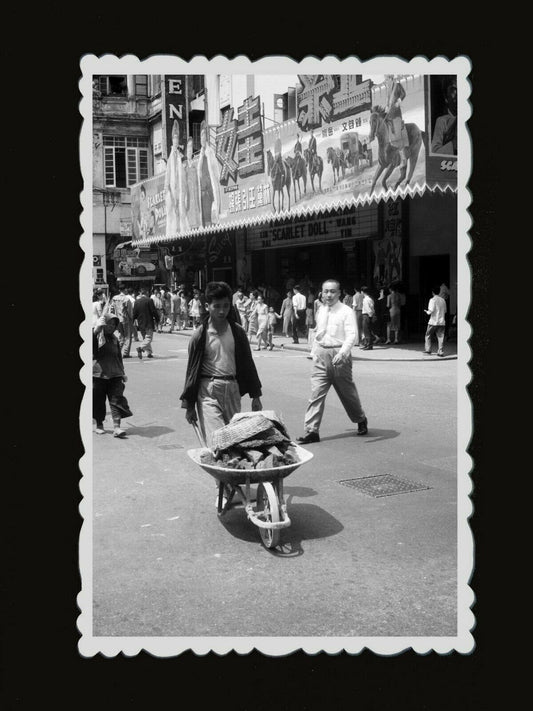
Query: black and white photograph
79 55 473 657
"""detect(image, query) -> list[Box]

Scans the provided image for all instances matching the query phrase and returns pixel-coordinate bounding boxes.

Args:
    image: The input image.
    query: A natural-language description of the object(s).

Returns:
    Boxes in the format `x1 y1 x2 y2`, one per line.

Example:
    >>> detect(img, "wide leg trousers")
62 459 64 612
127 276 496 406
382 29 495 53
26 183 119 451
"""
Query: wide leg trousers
304 346 366 434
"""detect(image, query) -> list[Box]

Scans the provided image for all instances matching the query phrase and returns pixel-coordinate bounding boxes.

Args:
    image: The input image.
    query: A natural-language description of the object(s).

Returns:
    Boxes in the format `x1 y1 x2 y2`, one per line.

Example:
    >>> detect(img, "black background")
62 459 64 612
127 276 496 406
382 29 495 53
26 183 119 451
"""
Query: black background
4 15 499 710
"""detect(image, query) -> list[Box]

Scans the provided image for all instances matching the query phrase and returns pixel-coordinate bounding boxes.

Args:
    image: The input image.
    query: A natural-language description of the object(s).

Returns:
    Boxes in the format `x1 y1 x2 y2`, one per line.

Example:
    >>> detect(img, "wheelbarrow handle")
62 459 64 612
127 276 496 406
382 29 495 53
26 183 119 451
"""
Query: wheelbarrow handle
191 420 207 448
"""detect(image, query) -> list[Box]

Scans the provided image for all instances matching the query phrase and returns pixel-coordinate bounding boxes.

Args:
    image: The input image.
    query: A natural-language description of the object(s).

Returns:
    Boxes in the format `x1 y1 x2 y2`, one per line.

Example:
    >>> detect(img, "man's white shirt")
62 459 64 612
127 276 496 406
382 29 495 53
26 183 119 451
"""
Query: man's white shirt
314 301 356 357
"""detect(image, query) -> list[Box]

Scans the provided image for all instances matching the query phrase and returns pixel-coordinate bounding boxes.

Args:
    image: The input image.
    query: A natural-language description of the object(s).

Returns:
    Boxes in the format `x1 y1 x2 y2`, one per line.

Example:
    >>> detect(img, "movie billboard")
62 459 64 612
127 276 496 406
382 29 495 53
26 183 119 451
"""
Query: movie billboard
131 74 450 247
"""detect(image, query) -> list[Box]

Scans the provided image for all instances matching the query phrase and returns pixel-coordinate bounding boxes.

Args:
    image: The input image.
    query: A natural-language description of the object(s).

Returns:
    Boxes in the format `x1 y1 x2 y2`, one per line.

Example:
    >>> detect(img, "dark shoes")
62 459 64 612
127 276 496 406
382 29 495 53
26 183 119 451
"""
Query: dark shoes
297 431 320 444
136 347 143 360
147 353 154 358
361 345 373 350
423 350 432 355
357 418 368 436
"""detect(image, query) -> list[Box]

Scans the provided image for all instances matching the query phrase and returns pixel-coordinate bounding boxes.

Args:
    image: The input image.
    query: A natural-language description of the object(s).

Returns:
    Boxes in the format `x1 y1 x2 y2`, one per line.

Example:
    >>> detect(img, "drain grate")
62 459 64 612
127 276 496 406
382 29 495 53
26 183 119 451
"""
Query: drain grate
157 444 183 450
338 475 431 498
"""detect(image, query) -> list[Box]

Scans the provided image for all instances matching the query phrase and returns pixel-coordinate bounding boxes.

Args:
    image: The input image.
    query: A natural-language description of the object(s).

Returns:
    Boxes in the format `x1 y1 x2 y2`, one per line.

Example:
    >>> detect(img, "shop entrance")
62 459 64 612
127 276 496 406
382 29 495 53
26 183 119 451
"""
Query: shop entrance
410 254 450 335
251 241 356 296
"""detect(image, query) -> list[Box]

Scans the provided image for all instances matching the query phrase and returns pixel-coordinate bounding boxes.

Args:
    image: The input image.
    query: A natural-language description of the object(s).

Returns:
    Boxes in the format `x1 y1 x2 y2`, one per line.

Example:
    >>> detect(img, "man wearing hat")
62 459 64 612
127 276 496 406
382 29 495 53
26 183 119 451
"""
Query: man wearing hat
165 120 188 238
197 120 220 227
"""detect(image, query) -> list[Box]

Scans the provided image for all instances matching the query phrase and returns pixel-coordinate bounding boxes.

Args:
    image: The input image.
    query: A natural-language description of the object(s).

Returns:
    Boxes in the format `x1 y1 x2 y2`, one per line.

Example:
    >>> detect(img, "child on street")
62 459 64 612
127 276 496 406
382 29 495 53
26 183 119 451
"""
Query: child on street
266 306 282 350
180 281 263 447
93 312 133 437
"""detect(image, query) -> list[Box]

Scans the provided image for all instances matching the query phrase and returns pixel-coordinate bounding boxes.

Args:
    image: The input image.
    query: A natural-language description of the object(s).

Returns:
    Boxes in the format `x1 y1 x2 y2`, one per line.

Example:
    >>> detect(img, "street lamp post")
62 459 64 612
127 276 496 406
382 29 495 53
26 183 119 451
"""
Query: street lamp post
100 189 120 289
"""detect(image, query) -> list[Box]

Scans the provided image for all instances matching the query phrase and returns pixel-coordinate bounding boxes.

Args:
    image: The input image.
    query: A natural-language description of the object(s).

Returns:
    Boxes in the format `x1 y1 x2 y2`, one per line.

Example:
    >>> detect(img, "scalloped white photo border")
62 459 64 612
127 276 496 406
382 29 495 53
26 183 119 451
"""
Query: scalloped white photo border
78 54 473 657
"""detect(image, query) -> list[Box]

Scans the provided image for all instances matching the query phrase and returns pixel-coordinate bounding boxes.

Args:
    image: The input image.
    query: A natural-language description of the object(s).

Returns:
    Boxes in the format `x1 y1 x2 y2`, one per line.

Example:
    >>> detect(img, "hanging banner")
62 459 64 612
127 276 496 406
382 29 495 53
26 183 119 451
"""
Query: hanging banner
130 173 166 243
161 75 187 159
132 74 458 247
425 75 457 188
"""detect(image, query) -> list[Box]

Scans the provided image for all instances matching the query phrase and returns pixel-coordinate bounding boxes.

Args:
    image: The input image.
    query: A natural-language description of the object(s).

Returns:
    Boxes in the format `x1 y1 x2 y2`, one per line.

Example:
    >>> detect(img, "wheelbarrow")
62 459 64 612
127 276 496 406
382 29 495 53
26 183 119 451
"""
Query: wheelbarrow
187 422 313 549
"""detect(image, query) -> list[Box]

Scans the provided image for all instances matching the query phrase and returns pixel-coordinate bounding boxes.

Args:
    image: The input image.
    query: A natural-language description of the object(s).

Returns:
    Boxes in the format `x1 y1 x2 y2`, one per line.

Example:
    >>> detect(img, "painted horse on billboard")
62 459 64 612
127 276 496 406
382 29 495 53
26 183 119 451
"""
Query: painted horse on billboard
327 146 346 185
304 148 323 193
368 106 426 193
266 149 291 213
286 153 307 202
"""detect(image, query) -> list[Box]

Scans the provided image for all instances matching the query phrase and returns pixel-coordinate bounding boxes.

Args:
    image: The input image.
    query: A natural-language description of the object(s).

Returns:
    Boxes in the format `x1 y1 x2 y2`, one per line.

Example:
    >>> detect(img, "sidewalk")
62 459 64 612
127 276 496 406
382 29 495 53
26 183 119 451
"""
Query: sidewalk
161 327 457 361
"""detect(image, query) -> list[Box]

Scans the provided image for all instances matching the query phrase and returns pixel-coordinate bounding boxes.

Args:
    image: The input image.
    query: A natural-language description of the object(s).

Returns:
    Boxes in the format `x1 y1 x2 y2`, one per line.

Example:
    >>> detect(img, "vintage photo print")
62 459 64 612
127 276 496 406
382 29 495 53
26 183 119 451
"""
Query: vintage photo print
79 54 473 657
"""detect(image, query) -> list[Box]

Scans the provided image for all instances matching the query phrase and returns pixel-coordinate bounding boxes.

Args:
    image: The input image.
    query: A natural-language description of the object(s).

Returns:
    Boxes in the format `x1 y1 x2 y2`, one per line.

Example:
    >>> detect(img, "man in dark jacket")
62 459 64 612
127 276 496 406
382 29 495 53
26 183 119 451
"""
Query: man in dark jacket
180 281 262 447
132 287 158 359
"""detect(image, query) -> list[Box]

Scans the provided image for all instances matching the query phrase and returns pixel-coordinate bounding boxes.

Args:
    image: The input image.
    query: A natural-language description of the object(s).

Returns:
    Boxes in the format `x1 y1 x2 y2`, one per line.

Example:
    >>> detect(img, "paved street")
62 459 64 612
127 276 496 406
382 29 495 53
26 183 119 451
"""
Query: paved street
92 330 457 637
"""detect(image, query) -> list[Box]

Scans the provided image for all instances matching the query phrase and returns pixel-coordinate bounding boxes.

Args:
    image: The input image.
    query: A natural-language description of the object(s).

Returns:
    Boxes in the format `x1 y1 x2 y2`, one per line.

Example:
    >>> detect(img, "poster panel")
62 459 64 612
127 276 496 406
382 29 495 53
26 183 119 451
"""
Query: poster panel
132 75 435 246
425 75 458 188
130 173 166 243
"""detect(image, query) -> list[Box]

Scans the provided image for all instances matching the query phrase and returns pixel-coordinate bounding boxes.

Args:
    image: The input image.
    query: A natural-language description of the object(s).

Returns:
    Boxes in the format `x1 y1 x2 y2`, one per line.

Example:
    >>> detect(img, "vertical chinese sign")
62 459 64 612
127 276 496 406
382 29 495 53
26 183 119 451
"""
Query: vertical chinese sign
162 75 187 158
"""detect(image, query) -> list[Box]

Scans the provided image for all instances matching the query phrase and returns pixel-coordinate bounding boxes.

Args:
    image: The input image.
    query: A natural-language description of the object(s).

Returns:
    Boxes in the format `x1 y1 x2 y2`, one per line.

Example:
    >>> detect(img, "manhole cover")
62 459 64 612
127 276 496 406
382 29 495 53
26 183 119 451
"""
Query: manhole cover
157 444 183 450
338 475 431 498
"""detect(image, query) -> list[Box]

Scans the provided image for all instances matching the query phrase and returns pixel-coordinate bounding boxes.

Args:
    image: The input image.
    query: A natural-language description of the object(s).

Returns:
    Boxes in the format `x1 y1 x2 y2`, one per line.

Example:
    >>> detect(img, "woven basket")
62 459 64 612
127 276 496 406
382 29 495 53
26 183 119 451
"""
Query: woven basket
229 410 290 438
210 413 273 452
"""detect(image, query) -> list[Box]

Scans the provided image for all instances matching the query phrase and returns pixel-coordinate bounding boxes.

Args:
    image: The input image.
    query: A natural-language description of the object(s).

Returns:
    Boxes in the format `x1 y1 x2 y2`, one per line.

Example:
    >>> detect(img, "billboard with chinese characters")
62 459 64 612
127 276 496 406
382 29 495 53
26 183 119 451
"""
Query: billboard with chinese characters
131 74 458 248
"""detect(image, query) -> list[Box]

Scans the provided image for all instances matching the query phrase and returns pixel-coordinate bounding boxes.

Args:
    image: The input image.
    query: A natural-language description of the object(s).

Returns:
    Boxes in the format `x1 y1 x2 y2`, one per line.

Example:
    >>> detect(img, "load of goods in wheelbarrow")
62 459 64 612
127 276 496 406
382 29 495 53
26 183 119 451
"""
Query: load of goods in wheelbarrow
198 410 300 470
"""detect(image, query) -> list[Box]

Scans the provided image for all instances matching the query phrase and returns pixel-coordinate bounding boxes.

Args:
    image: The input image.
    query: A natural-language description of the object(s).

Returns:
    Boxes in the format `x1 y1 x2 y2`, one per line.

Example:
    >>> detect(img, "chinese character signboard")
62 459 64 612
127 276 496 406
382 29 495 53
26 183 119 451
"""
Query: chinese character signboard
132 74 458 247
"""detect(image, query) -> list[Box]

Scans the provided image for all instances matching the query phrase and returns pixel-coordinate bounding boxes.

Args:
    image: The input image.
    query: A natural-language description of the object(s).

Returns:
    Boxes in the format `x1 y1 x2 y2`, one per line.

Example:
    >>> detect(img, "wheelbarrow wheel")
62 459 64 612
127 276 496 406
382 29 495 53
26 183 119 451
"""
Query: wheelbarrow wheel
256 482 280 549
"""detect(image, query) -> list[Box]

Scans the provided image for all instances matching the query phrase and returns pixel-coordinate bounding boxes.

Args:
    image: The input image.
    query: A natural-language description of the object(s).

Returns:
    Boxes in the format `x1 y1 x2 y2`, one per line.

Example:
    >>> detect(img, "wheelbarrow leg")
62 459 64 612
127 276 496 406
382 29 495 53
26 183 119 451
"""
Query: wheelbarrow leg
217 482 235 516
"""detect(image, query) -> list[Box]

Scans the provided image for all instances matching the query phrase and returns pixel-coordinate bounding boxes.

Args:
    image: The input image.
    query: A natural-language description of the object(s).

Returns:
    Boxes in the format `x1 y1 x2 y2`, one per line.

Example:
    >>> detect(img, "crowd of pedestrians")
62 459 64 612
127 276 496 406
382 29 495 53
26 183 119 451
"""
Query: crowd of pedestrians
92 276 451 437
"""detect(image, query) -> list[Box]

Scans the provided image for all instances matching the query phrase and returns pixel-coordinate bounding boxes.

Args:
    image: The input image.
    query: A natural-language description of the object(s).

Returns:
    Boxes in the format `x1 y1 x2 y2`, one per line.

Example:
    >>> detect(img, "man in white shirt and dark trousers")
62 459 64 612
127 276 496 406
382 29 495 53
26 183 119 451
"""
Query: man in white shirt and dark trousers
424 286 447 356
297 279 368 444
360 286 375 350
291 284 307 344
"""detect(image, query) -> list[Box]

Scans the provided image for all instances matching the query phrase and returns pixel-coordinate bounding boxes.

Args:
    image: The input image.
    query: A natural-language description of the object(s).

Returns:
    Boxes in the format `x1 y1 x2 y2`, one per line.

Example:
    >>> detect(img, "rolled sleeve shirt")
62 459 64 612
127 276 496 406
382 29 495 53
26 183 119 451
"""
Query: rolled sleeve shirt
427 295 447 326
292 293 307 311
314 301 356 357
362 295 375 317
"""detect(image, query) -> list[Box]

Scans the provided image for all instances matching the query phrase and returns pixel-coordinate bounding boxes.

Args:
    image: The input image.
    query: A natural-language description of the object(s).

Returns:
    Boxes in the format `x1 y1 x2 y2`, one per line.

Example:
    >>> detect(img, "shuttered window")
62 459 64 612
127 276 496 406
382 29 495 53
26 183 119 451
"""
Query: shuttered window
103 136 149 187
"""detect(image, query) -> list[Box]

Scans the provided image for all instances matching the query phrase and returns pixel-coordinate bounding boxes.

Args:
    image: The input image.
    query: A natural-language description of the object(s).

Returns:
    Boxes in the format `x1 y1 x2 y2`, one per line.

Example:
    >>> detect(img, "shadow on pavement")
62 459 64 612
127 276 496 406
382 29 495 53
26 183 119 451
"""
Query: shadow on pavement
284 486 318 498
125 425 175 438
218 502 343 558
318 428 399 443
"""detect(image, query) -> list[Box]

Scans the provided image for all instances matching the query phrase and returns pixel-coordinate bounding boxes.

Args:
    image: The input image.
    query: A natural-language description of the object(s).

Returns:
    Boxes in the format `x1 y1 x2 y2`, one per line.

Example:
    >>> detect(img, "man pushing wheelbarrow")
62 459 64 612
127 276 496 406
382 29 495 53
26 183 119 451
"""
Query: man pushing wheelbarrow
179 281 263 447
180 281 313 548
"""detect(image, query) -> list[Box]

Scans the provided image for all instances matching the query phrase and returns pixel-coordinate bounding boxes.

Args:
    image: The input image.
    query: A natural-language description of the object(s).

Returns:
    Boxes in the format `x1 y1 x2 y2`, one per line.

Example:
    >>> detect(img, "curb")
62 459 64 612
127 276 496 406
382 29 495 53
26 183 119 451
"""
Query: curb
159 330 457 362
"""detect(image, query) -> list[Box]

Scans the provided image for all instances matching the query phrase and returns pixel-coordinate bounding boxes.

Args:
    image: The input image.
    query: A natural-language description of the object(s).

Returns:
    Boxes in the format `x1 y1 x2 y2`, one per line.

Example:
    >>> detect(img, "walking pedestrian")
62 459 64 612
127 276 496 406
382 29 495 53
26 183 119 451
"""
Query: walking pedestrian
296 279 368 444
374 286 389 345
266 306 282 350
280 290 294 338
132 287 158 359
254 294 269 351
291 284 307 344
352 286 364 346
360 286 376 350
247 291 259 343
180 281 263 448
111 284 133 357
151 288 164 333
188 290 205 329
178 289 189 329
169 288 180 332
93 312 133 438
306 289 316 340
385 284 402 344
439 282 451 340
423 285 447 356
235 288 251 334
127 289 140 341
92 289 106 326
